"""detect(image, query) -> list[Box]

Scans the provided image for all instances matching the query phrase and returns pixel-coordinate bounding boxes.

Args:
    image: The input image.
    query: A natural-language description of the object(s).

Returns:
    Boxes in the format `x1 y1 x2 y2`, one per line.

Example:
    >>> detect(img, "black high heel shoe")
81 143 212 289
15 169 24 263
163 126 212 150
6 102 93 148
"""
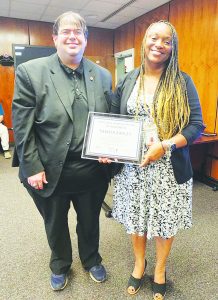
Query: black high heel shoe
153 273 166 300
127 259 147 295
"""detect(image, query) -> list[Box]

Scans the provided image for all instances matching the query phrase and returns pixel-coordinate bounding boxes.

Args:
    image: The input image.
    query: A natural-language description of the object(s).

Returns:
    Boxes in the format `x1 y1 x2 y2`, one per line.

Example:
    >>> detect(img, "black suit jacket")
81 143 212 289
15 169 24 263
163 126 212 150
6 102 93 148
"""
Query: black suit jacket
111 68 205 184
12 54 112 196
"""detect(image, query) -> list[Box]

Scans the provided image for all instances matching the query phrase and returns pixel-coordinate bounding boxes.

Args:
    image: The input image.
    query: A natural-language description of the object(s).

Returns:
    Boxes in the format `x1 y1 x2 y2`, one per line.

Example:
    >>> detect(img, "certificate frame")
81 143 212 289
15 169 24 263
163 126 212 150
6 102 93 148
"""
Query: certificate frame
82 112 144 164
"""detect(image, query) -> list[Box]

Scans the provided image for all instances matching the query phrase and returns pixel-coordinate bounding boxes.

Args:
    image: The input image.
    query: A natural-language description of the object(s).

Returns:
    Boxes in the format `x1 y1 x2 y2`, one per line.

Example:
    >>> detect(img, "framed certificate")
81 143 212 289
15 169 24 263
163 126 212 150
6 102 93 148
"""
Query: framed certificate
82 112 144 164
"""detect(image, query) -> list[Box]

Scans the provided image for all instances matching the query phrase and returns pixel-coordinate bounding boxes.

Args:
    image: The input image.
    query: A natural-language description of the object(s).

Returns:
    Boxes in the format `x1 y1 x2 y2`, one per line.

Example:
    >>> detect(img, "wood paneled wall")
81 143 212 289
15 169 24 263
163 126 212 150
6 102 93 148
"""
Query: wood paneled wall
85 28 114 56
0 18 29 55
170 0 218 134
170 0 218 180
114 20 135 54
29 20 54 46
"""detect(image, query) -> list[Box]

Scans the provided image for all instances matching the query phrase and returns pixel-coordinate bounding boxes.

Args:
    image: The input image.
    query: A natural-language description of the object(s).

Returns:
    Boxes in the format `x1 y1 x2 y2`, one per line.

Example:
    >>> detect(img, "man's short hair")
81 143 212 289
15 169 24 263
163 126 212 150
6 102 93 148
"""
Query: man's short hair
53 11 88 39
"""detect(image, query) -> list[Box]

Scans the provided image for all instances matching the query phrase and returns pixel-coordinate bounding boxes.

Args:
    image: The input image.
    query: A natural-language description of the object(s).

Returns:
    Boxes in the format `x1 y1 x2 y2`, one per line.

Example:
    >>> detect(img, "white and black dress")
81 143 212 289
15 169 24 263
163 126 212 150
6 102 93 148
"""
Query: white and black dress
112 79 192 239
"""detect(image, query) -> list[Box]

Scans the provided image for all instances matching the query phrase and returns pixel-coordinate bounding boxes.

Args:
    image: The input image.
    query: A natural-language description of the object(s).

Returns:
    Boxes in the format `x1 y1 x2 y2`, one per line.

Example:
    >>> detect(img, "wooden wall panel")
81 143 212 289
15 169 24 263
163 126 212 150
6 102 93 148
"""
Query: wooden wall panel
29 21 54 46
134 4 170 67
170 0 218 133
85 28 114 56
216 100 218 133
114 20 135 54
0 17 29 55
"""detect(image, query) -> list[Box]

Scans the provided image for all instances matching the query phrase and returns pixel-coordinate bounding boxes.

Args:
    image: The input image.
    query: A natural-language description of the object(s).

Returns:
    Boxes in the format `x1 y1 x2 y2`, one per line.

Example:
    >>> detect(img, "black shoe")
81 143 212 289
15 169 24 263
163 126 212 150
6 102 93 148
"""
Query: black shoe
153 273 166 300
127 259 147 295
89 264 107 283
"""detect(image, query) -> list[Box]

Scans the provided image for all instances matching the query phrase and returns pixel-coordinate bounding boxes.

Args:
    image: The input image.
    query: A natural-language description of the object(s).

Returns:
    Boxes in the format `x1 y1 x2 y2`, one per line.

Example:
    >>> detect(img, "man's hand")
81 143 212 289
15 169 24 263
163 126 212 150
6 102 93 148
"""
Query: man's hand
27 171 48 190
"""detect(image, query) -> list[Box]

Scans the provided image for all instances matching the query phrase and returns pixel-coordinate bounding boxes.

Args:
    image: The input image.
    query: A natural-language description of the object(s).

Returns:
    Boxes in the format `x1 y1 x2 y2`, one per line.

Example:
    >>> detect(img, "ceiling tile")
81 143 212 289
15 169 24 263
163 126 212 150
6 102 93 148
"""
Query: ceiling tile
84 1 121 14
42 6 74 16
0 0 10 10
40 15 59 22
104 14 130 24
11 0 50 4
132 0 170 10
94 0 129 4
10 10 42 20
86 20 98 26
49 0 89 9
79 9 108 21
117 5 147 18
0 10 10 18
10 1 46 14
82 16 101 26
94 21 119 29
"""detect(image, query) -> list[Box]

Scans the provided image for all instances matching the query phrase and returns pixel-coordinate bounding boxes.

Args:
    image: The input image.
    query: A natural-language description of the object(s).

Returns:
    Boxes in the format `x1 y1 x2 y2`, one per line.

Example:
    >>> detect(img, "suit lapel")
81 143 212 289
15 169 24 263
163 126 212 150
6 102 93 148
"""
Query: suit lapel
83 58 95 112
49 54 74 122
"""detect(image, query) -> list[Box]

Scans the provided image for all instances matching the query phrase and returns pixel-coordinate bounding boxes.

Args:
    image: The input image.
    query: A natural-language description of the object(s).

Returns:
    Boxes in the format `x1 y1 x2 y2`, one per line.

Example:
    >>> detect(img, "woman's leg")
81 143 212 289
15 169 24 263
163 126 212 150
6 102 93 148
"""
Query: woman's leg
154 236 174 283
131 233 147 278
127 233 147 294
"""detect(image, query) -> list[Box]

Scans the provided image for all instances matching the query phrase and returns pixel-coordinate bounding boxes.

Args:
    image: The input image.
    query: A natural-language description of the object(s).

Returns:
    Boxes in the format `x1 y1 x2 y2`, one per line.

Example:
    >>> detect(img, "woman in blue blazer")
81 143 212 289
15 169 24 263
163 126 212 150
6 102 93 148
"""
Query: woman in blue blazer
110 21 204 299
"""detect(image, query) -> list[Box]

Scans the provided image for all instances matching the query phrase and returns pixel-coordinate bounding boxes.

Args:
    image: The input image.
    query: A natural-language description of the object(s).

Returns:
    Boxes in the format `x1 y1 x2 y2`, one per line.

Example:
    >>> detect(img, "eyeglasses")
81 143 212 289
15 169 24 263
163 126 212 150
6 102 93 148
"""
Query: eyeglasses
59 29 84 37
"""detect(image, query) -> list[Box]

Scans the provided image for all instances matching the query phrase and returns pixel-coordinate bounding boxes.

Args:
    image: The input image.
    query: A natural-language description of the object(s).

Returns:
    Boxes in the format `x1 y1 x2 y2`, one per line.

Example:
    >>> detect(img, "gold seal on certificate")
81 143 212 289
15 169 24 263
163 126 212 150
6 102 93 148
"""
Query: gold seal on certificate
82 112 144 164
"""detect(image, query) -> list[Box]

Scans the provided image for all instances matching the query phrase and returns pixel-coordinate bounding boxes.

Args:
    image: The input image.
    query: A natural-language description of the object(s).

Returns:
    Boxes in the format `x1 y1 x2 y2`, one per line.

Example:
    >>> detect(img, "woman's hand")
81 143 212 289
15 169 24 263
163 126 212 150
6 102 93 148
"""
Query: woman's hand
98 157 113 164
140 141 165 167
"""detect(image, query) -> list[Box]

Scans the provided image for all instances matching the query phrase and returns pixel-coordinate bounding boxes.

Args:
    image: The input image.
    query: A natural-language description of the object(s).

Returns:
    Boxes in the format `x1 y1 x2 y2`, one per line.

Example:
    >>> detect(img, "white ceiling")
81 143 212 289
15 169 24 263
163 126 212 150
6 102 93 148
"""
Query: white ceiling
0 0 170 29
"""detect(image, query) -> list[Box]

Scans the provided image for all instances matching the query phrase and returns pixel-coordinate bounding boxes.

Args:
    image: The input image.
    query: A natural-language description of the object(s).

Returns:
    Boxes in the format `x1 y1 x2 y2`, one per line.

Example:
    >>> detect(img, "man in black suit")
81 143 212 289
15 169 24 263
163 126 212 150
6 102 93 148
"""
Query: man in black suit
12 11 112 291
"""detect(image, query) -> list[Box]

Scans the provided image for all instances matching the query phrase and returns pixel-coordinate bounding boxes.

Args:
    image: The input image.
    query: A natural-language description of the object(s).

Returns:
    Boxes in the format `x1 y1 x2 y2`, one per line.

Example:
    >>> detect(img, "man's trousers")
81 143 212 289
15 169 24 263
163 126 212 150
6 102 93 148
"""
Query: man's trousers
27 182 108 274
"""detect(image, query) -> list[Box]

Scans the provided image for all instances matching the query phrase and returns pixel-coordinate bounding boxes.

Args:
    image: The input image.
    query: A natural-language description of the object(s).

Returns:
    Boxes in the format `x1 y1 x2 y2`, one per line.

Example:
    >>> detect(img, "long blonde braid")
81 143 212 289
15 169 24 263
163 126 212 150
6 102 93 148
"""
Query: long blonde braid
137 20 190 140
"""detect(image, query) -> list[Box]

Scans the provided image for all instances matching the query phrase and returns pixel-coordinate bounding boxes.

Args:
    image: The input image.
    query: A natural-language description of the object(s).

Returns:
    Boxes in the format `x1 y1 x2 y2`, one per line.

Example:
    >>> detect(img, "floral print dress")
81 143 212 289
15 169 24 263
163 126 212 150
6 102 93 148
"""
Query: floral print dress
112 79 192 239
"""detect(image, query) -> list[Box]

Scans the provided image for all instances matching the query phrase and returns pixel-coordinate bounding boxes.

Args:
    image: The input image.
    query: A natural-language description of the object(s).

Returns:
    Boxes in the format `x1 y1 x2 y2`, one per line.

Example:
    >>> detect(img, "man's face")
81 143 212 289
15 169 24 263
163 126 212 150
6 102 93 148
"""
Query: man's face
53 19 87 63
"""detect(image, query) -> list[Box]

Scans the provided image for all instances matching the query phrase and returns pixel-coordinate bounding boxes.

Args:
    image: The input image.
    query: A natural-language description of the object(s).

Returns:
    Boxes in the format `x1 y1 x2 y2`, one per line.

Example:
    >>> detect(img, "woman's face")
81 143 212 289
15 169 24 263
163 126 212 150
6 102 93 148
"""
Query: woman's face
144 23 173 67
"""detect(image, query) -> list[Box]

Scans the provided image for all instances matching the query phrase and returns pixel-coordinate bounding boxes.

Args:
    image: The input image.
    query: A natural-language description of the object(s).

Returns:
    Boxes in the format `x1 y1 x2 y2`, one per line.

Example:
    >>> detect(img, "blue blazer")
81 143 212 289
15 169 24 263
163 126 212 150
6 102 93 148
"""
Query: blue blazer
111 68 205 184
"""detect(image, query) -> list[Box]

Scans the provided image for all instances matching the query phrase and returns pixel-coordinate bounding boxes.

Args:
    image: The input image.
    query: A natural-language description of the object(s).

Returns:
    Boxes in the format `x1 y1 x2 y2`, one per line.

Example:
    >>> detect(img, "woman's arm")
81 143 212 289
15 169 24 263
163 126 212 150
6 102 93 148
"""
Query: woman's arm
140 74 205 167
180 73 205 144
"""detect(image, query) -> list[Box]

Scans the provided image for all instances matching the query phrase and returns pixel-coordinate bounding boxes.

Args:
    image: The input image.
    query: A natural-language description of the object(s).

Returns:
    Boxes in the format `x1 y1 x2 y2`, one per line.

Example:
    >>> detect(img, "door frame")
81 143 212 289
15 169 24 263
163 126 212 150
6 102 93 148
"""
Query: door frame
114 48 134 85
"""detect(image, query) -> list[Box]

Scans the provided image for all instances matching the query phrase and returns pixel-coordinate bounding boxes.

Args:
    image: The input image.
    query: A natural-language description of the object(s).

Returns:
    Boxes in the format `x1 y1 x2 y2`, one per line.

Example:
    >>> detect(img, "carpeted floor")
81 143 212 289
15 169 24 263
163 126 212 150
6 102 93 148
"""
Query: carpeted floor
0 151 217 300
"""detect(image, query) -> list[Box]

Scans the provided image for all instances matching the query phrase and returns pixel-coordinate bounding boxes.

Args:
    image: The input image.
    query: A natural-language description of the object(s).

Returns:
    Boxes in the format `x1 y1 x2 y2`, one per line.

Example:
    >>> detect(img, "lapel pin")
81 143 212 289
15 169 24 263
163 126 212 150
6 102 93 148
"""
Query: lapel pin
90 76 94 81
